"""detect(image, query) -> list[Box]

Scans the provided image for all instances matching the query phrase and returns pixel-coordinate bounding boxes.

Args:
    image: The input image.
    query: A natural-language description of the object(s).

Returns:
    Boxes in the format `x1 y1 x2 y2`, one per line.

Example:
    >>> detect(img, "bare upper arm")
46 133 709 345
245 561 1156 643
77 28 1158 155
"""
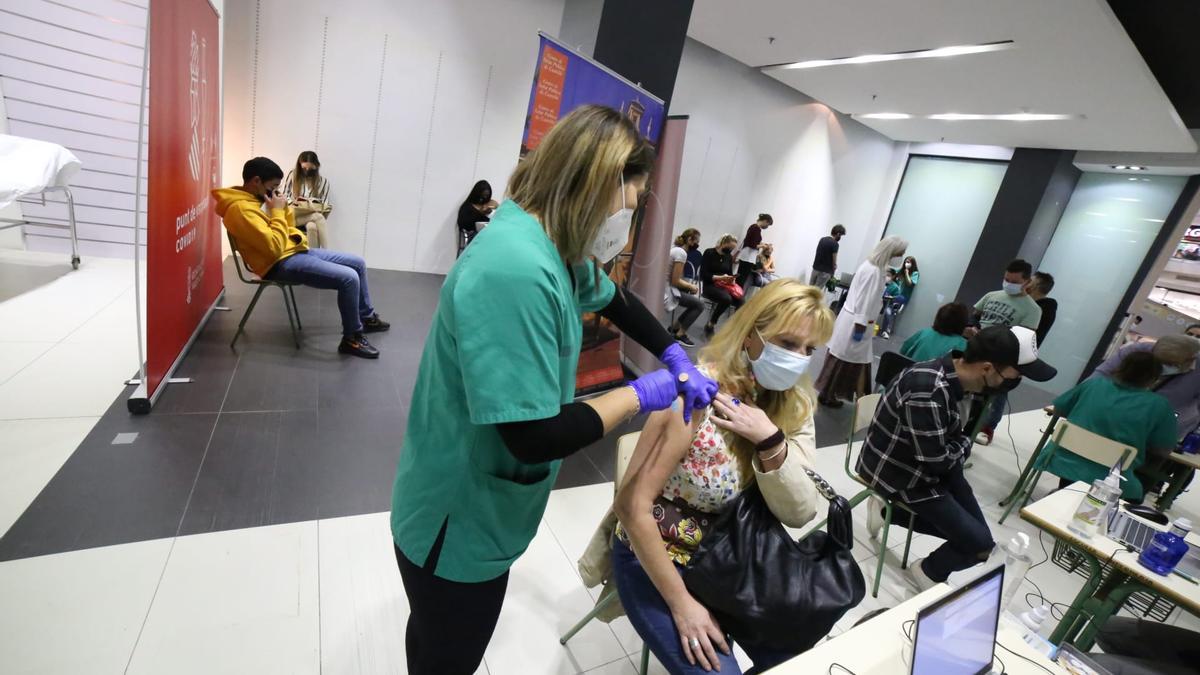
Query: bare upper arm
616 402 700 517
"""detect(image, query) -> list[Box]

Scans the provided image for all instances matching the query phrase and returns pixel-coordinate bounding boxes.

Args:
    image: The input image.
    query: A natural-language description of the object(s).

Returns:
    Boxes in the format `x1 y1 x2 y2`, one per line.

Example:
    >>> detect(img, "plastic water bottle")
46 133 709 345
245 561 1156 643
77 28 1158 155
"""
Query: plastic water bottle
1000 533 1033 610
1018 605 1054 657
1182 430 1200 455
1138 518 1193 576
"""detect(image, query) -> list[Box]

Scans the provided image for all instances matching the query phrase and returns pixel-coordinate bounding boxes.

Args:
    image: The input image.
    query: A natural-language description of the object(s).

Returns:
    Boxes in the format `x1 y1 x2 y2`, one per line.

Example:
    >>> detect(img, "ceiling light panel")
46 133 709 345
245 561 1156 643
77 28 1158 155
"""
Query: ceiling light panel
761 40 1015 72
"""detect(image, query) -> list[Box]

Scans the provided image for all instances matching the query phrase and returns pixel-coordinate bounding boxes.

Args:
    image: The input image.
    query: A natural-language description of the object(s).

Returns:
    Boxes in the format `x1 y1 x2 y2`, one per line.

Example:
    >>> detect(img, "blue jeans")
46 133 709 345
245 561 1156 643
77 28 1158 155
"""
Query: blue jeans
887 467 994 582
267 248 376 337
611 537 794 675
880 299 906 334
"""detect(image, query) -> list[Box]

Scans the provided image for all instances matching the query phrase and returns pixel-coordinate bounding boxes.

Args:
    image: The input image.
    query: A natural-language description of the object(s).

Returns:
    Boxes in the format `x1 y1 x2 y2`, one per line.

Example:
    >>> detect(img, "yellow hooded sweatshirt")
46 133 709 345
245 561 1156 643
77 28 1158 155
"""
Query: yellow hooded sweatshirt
211 187 308 276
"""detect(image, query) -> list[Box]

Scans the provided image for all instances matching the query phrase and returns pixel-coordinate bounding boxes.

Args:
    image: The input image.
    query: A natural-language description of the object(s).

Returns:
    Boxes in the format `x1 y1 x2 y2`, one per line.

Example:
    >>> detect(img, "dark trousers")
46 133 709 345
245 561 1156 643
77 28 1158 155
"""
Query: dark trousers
672 293 705 333
703 284 744 325
1091 617 1200 675
888 468 994 582
394 523 509 675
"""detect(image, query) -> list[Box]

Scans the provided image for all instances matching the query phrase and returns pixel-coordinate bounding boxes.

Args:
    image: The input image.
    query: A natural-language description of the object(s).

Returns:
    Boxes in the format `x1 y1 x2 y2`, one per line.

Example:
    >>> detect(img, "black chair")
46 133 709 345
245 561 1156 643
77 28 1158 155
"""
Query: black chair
227 233 302 349
875 351 914 391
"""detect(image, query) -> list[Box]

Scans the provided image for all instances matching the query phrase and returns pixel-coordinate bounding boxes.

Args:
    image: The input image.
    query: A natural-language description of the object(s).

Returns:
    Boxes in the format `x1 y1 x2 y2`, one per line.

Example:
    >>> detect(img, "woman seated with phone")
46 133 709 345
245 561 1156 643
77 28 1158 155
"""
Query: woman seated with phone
701 234 744 336
613 279 832 674
283 150 332 248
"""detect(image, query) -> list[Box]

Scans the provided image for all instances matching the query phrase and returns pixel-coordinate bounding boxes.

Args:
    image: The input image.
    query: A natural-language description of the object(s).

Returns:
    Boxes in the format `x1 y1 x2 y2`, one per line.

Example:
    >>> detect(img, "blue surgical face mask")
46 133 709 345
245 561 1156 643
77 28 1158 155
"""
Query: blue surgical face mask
748 330 811 391
1002 281 1024 296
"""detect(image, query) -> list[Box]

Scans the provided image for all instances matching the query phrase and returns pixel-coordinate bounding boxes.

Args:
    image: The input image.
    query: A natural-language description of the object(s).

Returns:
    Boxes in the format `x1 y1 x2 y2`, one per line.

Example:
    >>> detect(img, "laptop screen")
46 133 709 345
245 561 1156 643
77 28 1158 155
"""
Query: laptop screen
910 566 1003 675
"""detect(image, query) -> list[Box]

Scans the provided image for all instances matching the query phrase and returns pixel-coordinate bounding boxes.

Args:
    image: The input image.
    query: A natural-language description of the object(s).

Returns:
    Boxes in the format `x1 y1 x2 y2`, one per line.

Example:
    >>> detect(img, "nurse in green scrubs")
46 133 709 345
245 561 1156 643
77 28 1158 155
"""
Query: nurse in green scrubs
390 105 718 674
1042 350 1178 501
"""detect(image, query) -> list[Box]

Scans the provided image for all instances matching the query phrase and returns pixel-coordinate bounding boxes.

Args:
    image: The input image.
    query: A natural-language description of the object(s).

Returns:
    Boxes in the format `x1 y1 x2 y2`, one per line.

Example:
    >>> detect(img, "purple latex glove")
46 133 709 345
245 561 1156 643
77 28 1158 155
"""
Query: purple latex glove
660 343 719 422
629 369 678 414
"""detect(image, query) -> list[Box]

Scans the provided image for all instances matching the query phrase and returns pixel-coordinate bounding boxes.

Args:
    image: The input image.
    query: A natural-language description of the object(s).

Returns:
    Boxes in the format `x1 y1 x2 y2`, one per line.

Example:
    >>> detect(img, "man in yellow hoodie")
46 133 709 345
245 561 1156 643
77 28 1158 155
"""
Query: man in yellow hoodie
213 157 389 358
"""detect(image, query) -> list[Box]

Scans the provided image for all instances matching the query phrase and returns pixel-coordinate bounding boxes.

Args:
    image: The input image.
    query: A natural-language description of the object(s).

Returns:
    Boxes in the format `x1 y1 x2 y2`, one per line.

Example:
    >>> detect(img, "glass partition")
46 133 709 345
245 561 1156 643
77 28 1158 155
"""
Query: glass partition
1036 173 1187 394
880 156 1009 341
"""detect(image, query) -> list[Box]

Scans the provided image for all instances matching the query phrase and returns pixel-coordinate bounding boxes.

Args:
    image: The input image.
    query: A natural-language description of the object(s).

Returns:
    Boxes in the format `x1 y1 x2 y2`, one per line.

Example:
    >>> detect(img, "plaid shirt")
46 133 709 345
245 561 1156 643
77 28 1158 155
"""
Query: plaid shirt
856 353 971 503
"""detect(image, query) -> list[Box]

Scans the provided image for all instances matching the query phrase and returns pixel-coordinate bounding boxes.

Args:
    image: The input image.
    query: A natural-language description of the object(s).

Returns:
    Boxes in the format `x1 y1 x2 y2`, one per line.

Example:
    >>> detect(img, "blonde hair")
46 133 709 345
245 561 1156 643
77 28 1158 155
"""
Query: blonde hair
717 233 737 248
507 105 654 263
1153 334 1200 365
699 279 835 479
674 228 700 247
867 235 909 268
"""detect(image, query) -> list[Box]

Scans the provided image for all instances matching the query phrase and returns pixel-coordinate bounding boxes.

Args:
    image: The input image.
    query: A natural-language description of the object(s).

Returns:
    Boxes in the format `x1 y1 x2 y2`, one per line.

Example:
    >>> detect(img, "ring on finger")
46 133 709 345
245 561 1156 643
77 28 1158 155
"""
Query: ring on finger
688 637 700 649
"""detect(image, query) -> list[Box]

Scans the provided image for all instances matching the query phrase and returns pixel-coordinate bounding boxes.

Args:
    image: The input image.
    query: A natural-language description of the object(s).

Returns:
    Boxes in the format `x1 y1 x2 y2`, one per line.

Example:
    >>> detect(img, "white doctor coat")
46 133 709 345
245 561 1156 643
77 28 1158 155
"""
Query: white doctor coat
827 260 886 364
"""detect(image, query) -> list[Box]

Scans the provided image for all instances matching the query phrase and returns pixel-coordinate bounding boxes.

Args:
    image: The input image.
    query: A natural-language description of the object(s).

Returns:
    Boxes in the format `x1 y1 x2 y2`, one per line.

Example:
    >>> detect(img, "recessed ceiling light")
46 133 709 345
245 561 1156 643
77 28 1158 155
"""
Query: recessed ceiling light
760 40 1014 71
1111 165 1148 171
855 112 1078 122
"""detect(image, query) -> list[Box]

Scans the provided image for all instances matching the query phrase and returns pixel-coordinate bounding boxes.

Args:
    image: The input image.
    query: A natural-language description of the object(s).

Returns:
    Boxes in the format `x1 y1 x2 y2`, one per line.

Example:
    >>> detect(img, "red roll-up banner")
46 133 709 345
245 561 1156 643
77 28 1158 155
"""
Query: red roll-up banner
140 0 222 406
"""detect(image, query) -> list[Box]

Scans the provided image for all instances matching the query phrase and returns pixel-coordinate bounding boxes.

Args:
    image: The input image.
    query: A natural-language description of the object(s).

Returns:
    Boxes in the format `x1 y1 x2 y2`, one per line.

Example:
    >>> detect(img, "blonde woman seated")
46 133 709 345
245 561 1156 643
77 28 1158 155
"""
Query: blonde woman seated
613 279 833 674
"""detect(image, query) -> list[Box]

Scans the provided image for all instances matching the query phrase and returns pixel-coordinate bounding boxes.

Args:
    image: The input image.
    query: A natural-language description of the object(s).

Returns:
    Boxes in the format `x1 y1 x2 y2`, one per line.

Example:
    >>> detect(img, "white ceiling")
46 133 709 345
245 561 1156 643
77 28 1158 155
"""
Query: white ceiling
686 0 1197 153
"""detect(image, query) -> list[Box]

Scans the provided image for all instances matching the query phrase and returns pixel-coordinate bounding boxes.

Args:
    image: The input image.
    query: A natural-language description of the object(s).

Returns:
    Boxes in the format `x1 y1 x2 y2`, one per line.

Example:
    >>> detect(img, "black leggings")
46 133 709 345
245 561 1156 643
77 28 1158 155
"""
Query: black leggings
395 523 509 674
703 285 744 325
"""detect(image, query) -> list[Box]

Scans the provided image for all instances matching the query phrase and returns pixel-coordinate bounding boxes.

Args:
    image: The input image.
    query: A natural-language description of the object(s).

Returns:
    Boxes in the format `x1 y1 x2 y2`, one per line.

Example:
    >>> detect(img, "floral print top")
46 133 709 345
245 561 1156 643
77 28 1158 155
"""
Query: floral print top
618 409 746 566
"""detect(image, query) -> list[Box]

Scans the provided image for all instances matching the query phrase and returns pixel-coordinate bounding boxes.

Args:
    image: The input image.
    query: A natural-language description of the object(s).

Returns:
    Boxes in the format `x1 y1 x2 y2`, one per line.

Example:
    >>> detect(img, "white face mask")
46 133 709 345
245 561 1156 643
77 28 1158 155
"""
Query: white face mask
1002 281 1024 295
903 262 912 270
748 330 811 391
590 176 634 264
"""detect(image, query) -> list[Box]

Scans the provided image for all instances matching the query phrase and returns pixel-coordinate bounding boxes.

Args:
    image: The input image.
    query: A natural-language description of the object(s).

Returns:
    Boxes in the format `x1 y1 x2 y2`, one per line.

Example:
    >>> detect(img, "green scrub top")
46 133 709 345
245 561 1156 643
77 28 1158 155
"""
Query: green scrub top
390 200 615 583
900 328 967 363
1041 376 1177 500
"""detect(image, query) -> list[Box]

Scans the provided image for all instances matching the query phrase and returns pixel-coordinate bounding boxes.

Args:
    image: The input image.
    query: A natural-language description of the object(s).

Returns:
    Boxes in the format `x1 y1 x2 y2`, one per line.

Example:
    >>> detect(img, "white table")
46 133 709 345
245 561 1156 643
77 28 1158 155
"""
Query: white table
768 585 1065 674
1019 483 1200 649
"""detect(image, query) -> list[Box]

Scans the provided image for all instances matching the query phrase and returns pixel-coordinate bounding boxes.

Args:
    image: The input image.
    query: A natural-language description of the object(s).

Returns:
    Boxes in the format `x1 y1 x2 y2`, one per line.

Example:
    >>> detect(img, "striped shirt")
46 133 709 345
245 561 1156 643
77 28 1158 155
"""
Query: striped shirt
283 170 331 203
856 353 970 503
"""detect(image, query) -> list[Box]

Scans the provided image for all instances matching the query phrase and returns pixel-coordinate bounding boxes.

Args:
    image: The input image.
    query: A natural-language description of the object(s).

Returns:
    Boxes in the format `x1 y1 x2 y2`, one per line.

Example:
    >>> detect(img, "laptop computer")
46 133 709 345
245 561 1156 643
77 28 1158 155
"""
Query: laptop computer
910 565 1004 675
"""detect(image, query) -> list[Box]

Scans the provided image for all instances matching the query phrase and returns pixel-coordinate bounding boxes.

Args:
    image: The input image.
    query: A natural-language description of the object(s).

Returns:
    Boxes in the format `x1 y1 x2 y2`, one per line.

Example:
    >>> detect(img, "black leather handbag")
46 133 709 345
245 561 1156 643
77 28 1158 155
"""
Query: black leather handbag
681 469 865 654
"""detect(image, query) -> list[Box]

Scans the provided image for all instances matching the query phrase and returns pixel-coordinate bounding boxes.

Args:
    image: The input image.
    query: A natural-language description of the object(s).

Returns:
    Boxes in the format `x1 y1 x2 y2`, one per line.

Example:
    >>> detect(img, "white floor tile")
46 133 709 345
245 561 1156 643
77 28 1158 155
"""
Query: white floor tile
61 287 144 348
0 416 97 536
583 657 638 674
126 521 321 675
0 341 137 420
0 254 132 343
318 511 409 675
485 521 628 675
0 340 54 386
544 483 617 570
0 537 172 675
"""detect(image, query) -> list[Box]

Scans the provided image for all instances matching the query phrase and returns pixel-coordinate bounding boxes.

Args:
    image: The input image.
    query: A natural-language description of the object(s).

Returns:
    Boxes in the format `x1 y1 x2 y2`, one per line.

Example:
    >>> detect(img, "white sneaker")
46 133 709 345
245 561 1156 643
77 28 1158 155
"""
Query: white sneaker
903 558 939 594
866 496 886 540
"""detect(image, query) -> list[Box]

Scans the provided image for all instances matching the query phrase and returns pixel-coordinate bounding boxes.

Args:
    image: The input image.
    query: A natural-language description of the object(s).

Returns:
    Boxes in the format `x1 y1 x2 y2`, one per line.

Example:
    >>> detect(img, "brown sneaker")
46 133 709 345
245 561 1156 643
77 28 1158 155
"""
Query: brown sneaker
362 313 391 333
338 333 380 359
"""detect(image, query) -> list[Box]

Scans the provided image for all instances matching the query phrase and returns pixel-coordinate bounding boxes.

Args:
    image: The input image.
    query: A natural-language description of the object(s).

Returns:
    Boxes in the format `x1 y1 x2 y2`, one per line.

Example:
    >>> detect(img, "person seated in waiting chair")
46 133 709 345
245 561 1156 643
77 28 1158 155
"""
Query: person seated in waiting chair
1041 351 1177 501
213 157 390 359
858 326 1055 594
612 280 830 674
900 302 969 362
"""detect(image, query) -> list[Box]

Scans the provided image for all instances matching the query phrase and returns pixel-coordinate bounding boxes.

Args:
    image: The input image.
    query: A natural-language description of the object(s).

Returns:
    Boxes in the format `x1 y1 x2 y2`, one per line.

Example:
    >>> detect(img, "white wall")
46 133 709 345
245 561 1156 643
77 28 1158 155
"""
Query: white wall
221 0 564 274
668 38 902 280
0 0 150 258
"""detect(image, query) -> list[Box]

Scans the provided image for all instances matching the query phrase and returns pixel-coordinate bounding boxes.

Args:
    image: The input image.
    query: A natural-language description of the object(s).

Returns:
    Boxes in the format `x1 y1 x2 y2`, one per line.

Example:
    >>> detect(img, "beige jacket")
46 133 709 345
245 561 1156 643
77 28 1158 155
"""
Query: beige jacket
577 415 823 622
